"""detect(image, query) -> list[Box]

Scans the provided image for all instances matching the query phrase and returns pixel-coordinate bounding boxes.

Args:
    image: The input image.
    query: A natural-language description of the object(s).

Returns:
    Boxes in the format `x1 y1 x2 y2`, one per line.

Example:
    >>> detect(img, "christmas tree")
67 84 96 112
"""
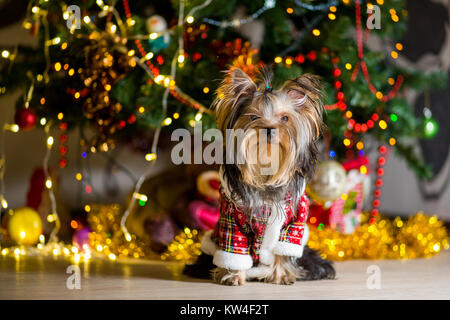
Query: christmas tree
1 0 445 176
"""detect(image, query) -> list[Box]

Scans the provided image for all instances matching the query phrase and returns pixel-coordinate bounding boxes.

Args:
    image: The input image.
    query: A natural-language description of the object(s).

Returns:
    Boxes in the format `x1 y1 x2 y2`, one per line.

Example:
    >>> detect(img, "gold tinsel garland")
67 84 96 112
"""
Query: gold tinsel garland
160 227 202 263
86 204 448 263
308 212 449 261
88 204 157 260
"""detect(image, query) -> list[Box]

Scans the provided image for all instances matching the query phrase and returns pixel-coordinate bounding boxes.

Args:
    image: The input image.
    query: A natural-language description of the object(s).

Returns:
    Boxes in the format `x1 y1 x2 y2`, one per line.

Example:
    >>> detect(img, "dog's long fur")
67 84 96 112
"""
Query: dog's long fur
183 67 335 285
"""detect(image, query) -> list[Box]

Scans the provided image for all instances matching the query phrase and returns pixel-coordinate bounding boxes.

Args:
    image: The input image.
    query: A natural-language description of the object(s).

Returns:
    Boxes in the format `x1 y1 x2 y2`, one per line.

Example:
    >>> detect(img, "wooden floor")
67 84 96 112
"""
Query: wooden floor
1 251 449 300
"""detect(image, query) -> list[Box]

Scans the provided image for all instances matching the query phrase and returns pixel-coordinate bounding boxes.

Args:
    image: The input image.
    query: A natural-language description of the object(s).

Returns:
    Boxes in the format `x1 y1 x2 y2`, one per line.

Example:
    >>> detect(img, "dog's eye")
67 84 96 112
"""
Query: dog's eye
280 116 289 123
250 115 260 121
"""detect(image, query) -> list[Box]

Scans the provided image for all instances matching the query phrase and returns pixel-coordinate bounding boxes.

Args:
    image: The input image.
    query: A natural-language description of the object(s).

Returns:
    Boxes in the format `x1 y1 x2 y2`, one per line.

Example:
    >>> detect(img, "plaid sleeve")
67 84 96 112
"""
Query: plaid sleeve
274 194 309 257
211 195 253 270
215 205 250 255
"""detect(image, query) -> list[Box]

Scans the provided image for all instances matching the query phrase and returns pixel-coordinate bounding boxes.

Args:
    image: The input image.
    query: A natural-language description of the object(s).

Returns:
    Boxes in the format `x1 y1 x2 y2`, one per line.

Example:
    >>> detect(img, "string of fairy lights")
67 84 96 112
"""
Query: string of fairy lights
0 0 447 263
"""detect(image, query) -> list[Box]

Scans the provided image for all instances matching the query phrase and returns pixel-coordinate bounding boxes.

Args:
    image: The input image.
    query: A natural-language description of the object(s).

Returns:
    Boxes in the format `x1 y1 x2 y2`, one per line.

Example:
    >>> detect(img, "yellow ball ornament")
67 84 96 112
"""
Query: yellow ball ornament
7 207 43 246
307 160 347 204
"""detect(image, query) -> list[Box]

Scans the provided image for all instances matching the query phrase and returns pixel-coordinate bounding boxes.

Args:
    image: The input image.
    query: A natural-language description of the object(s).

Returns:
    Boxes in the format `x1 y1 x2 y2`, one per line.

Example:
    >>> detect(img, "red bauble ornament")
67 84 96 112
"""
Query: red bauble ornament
14 108 37 131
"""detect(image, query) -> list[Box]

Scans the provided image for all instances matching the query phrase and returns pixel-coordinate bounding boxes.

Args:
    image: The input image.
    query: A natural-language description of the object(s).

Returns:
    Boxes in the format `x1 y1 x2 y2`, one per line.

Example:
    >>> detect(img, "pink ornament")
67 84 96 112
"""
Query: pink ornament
188 201 219 230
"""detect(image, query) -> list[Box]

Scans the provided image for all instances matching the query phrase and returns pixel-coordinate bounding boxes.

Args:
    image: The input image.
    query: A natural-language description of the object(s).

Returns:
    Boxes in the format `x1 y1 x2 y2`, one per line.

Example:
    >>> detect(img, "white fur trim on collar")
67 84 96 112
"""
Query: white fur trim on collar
200 230 217 256
213 250 253 270
258 204 285 265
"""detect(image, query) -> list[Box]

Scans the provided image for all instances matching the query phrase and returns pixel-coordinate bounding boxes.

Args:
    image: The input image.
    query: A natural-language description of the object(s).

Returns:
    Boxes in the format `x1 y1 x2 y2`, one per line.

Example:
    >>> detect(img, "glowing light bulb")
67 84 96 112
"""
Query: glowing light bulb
343 138 351 147
145 153 157 162
45 178 52 189
10 124 19 133
1 50 10 58
186 16 194 24
195 112 203 121
162 117 172 126
155 75 164 84
360 165 368 174
144 52 154 60
389 137 396 146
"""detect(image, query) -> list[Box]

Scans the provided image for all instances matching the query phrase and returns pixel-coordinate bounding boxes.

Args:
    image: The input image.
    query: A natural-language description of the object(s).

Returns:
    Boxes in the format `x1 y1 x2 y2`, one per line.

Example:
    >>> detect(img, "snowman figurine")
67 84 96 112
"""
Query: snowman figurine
146 15 170 52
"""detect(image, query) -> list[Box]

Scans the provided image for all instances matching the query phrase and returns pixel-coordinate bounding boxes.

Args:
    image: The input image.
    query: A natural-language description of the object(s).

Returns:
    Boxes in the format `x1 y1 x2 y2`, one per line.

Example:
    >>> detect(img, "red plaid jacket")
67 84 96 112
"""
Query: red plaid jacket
207 188 309 267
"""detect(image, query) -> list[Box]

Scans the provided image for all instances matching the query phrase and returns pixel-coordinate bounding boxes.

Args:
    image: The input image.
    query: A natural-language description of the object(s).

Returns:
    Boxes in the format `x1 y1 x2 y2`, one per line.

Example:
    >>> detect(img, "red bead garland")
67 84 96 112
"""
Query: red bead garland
371 145 390 221
355 0 404 102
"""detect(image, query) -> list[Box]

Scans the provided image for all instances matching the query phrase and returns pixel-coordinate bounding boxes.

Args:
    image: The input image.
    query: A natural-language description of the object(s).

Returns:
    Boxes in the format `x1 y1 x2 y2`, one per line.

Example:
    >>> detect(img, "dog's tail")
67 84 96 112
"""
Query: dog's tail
295 245 336 280
183 253 215 279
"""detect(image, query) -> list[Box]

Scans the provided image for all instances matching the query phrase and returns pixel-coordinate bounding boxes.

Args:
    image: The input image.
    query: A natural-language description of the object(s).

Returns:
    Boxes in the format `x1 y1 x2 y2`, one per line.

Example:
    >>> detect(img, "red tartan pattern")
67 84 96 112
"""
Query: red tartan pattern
211 188 309 264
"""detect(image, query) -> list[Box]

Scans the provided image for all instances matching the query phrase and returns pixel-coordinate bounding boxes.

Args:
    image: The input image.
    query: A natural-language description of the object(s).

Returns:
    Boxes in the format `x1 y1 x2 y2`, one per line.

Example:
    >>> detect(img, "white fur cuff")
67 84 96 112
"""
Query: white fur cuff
200 230 217 255
273 242 305 258
213 250 253 270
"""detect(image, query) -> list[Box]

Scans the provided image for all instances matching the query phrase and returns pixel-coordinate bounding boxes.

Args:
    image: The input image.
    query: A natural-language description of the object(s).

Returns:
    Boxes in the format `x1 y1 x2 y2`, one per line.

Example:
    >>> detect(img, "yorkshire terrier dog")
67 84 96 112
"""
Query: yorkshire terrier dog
184 67 335 285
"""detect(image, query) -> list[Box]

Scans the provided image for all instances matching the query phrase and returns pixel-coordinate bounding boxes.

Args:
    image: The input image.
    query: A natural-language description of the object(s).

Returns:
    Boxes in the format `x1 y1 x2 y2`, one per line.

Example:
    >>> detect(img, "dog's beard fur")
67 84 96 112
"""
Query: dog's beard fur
214 67 324 216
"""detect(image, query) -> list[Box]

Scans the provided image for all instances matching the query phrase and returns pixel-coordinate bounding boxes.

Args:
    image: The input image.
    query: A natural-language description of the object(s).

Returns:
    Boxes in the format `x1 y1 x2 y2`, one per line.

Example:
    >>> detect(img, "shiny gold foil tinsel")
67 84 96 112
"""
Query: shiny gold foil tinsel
88 204 157 261
308 212 449 261
161 227 202 263
87 205 448 263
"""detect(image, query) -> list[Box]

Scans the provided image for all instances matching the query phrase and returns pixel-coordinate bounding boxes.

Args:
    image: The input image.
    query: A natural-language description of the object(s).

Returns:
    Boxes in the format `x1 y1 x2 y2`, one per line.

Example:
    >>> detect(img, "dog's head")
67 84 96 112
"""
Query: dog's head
214 67 324 191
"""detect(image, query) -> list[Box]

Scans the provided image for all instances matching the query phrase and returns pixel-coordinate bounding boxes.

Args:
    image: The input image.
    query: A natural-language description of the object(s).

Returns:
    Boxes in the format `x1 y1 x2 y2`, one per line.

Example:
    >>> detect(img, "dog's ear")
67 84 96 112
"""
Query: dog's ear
281 74 324 139
231 68 256 95
213 68 257 133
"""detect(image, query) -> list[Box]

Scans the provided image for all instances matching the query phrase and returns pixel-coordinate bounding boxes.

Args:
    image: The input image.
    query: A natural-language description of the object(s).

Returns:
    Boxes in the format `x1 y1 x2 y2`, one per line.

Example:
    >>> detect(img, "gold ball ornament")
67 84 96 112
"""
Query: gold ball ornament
7 207 43 246
307 160 347 204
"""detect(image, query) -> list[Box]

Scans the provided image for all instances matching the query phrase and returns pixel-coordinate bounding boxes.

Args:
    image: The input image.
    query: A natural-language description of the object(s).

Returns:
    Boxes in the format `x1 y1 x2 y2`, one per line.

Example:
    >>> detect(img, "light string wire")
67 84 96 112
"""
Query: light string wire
0 126 11 212
202 0 276 28
186 0 212 20
43 123 60 243
120 0 186 241
294 0 338 11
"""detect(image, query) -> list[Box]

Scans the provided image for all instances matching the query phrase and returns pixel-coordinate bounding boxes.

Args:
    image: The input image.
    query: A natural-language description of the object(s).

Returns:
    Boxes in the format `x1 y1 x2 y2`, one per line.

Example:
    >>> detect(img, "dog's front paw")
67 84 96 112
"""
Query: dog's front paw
212 268 246 286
